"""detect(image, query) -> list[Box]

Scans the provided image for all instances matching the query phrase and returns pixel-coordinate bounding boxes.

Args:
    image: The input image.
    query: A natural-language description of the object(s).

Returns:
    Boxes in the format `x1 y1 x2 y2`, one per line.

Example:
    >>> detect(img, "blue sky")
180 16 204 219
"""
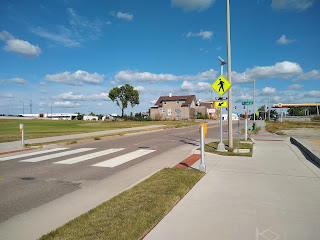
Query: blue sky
0 0 319 116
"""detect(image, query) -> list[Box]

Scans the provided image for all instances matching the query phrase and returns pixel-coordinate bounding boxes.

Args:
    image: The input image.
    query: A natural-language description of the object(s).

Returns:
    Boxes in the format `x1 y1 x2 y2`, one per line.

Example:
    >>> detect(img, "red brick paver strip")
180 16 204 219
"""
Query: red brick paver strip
0 148 37 155
254 139 283 141
173 154 201 168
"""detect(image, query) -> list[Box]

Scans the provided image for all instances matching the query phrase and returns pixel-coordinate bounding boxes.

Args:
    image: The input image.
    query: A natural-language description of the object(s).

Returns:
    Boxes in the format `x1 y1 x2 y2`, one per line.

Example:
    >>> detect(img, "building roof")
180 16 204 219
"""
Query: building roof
154 95 196 107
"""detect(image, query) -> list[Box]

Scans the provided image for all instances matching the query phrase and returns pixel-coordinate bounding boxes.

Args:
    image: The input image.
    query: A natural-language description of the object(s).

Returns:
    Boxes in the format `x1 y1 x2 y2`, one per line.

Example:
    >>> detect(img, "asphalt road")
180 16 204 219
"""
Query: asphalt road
0 121 244 222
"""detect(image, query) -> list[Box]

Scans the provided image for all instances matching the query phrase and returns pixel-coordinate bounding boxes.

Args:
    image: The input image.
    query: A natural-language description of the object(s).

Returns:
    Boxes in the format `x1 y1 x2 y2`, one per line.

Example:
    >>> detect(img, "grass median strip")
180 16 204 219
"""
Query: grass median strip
39 168 205 240
203 139 253 157
0 119 197 143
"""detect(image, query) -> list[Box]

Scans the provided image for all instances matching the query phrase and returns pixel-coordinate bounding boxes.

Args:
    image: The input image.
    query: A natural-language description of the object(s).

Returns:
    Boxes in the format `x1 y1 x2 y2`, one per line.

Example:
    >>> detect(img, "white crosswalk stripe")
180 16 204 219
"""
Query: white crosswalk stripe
54 148 125 165
0 148 68 162
92 149 156 168
20 148 95 163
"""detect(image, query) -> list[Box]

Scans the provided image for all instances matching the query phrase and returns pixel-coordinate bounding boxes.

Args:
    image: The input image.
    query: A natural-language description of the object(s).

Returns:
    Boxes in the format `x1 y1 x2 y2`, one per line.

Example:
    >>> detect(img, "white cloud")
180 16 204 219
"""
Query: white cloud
232 61 303 83
40 89 47 93
0 78 28 84
52 101 80 108
116 11 134 21
149 99 157 105
115 70 183 83
106 21 112 25
180 81 211 92
31 8 105 47
262 87 276 95
171 0 215 11
134 86 147 93
0 93 14 98
273 96 281 102
287 84 303 90
40 81 46 86
46 70 104 85
277 35 295 45
88 93 110 101
54 92 109 101
237 94 253 102
39 102 47 107
109 80 117 85
115 69 217 83
304 90 320 98
293 70 320 81
97 102 103 107
185 69 217 81
0 30 41 58
271 0 314 11
31 27 80 47
186 30 213 40
0 30 14 41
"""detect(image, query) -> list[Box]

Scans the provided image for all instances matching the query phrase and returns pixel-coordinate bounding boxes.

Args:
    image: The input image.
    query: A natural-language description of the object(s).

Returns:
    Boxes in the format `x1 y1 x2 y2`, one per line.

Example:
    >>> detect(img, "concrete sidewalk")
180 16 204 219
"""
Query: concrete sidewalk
0 125 165 153
145 127 320 239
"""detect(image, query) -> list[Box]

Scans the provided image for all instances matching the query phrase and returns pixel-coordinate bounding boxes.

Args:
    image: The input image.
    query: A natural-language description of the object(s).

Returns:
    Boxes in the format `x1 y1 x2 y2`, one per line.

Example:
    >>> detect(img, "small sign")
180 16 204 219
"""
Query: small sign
199 124 207 139
215 101 228 108
242 101 253 105
211 75 232 96
19 124 23 132
208 109 215 113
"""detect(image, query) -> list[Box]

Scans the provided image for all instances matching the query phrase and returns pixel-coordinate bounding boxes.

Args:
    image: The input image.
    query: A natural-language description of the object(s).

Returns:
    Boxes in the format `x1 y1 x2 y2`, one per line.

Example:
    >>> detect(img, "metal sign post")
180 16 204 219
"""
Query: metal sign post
216 97 227 152
20 124 24 147
237 114 240 153
245 111 248 141
199 125 206 172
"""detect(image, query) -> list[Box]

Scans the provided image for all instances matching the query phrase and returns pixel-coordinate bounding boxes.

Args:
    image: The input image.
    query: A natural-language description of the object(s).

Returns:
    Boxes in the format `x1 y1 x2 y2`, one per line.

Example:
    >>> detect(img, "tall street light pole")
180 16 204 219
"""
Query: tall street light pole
226 0 233 148
217 56 227 152
253 79 256 123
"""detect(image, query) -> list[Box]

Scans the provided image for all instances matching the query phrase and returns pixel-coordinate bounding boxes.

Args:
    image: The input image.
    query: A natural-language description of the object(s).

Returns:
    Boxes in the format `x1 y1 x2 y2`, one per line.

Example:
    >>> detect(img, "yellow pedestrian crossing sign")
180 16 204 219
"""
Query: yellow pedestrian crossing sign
211 75 232 96
215 101 228 108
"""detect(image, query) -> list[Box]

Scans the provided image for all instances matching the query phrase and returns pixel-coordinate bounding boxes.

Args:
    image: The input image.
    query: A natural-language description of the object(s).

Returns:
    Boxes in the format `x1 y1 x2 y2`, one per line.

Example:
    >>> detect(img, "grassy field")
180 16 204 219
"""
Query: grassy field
204 139 253 157
0 119 197 143
39 168 205 240
265 121 320 135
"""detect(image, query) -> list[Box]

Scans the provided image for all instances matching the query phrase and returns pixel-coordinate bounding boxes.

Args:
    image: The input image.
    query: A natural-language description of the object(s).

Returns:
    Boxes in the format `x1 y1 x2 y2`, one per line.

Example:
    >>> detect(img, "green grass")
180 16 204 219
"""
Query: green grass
203 139 253 157
241 126 261 135
39 168 205 240
0 119 197 143
265 121 320 135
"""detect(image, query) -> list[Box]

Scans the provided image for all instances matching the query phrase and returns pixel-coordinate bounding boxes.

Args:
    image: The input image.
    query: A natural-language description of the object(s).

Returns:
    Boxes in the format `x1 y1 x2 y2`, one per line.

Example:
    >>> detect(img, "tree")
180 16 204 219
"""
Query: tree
76 112 84 120
288 107 305 116
109 84 140 117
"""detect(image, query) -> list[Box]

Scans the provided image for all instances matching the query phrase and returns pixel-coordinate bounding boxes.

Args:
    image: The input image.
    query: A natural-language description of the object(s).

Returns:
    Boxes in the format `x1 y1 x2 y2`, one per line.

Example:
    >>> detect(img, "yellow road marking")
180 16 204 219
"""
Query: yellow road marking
130 141 145 146
191 123 228 132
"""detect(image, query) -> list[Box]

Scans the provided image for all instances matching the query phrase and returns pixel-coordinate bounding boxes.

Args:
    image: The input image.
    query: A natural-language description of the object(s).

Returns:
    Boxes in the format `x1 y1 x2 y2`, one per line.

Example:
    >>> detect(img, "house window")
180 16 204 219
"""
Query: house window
163 100 166 105
176 100 179 104
160 109 165 113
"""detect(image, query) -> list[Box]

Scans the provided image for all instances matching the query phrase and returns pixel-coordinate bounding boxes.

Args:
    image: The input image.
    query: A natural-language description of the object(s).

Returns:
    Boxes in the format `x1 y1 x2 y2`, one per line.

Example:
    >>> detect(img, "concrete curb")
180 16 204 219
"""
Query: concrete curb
290 137 320 166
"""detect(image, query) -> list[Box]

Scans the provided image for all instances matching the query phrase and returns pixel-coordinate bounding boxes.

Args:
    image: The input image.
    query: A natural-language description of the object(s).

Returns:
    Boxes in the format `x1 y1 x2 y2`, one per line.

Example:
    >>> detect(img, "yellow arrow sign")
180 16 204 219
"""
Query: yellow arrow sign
215 101 228 108
211 75 232 96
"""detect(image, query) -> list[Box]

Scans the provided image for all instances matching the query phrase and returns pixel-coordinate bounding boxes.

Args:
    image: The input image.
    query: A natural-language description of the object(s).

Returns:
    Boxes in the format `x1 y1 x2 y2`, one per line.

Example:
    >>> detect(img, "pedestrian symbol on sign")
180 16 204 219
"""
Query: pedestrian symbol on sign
211 75 231 96
218 78 225 93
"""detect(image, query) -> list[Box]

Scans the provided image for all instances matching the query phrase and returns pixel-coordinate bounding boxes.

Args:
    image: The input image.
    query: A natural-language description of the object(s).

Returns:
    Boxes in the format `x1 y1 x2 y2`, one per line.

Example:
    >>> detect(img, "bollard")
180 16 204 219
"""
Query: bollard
20 124 25 147
199 125 206 172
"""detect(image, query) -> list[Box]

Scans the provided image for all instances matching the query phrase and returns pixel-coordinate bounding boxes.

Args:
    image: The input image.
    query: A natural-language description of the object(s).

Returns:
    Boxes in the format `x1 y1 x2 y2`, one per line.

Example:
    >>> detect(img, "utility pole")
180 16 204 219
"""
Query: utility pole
226 0 233 148
268 95 270 121
29 100 32 114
